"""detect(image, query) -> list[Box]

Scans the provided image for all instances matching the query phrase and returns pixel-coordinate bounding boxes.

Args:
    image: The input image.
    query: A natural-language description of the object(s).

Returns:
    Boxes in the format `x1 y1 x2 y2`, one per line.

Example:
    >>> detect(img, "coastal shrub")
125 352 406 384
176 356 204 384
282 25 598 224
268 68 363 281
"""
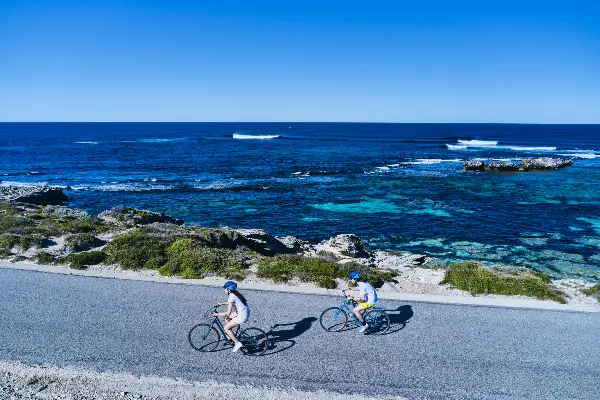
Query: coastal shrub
440 261 567 303
104 228 168 270
35 217 109 237
34 251 55 264
583 283 600 302
337 262 395 289
13 255 29 262
159 238 245 279
0 234 19 257
57 251 106 269
0 214 34 234
65 233 103 252
257 256 339 288
19 233 46 250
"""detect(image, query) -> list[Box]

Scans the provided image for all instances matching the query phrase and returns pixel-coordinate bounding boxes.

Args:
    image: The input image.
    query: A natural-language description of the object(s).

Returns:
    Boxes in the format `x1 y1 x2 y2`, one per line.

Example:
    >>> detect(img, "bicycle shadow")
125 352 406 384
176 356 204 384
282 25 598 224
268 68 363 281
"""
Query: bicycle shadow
380 304 413 335
264 317 317 355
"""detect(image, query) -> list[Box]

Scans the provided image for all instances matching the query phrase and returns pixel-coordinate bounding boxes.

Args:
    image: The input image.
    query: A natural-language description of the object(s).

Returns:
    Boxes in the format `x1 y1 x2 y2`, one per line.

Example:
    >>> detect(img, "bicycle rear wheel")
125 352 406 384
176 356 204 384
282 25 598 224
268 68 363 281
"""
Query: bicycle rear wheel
365 309 390 334
188 323 221 352
319 307 348 332
239 327 269 356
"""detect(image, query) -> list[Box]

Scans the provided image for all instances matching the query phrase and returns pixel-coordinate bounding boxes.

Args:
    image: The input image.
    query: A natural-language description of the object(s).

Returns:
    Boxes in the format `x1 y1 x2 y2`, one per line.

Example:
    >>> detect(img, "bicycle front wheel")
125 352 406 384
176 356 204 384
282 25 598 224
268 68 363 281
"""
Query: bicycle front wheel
365 309 390 334
188 323 221 352
319 307 348 332
239 327 269 356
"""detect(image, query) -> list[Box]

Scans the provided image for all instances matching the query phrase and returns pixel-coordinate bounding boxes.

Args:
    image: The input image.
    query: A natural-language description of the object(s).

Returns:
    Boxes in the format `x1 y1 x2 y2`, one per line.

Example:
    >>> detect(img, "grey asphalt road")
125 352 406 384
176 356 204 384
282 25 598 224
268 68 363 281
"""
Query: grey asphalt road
0 268 598 400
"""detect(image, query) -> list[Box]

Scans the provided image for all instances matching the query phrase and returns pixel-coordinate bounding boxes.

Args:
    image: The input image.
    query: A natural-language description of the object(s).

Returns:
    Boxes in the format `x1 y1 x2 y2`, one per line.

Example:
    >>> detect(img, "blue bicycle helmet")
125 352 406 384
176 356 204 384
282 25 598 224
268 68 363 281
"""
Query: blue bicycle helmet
223 280 237 291
349 271 361 280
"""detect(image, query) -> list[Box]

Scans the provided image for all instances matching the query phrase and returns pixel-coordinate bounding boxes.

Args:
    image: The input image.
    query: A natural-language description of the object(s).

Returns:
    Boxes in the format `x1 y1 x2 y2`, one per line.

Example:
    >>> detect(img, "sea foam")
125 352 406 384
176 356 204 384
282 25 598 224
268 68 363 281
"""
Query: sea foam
233 134 281 140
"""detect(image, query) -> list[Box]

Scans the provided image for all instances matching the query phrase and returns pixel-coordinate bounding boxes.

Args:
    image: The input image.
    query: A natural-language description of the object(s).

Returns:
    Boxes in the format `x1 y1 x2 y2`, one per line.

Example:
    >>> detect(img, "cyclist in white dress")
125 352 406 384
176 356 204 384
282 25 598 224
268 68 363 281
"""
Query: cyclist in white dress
213 280 250 352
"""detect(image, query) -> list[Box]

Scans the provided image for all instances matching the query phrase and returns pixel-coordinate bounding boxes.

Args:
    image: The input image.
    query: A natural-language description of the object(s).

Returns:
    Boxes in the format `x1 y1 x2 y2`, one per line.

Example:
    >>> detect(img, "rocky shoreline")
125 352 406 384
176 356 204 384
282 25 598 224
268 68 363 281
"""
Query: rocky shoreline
1 185 599 309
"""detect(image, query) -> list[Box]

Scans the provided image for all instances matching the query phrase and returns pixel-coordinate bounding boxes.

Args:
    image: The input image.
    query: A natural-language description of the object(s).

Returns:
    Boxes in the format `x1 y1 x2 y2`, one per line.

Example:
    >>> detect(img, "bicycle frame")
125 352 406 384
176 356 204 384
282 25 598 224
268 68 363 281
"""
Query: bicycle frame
338 290 385 325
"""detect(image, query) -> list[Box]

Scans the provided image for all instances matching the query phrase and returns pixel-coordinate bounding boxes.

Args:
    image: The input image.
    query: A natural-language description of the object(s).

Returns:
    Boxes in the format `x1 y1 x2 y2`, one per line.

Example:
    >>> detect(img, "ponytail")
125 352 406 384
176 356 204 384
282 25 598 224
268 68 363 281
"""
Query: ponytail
231 290 247 306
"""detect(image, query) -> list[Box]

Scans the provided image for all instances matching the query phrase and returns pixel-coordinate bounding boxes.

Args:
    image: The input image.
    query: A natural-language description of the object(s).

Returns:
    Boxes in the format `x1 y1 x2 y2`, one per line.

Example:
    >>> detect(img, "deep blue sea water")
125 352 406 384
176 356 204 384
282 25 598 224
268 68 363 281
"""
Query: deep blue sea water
1 123 600 282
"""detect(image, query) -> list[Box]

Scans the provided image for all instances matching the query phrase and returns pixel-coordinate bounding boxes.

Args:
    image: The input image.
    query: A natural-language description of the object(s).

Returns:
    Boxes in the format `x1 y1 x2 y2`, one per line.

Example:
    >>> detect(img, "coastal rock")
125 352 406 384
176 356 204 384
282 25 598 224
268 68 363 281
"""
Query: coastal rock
234 229 298 256
464 157 573 172
0 186 68 205
315 234 372 259
372 251 435 271
42 205 90 220
98 207 184 226
275 235 313 253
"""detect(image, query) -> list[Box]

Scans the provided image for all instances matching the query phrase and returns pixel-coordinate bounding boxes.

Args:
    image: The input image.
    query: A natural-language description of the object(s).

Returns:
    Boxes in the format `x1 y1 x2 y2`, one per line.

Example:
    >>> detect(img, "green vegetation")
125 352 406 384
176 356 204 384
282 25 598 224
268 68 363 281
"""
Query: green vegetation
0 234 19 257
158 238 245 280
583 283 600 302
57 251 106 270
257 256 395 289
19 233 46 250
441 261 567 303
65 233 101 252
104 229 168 270
34 251 55 264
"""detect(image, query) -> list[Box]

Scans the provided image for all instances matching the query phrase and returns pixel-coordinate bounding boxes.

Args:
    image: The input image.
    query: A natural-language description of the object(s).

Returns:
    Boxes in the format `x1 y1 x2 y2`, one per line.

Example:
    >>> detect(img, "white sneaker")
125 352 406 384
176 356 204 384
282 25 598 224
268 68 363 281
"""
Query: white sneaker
358 324 369 333
232 342 243 353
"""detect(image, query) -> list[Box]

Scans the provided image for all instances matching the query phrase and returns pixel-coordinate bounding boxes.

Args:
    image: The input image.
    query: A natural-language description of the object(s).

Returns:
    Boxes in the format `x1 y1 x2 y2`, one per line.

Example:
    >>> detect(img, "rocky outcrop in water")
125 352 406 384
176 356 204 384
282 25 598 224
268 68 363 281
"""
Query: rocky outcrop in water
464 157 573 172
0 186 68 205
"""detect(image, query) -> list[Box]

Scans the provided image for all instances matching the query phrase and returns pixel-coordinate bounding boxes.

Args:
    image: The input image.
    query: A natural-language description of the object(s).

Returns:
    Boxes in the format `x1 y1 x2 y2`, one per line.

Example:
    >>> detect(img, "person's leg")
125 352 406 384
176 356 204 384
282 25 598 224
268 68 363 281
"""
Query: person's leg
224 320 241 343
353 305 365 324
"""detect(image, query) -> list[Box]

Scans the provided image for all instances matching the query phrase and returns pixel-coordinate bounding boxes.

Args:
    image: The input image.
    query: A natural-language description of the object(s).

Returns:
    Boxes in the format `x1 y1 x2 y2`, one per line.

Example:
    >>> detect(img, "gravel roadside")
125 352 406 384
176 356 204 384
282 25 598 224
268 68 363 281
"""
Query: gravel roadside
0 361 405 400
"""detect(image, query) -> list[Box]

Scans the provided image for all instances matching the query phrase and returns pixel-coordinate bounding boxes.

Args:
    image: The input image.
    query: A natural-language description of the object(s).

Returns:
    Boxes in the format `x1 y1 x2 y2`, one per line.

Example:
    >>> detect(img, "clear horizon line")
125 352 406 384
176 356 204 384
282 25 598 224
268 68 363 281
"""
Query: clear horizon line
1 121 599 125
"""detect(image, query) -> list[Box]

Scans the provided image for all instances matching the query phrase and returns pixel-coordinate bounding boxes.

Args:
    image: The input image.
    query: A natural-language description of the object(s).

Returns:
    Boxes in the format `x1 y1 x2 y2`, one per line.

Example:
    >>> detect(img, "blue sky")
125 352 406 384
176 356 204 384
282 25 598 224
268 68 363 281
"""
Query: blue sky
1 0 599 122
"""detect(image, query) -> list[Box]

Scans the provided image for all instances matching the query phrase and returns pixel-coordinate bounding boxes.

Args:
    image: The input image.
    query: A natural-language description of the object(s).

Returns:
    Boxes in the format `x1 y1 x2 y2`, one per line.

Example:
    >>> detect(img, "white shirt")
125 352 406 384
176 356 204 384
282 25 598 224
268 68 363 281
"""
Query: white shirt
228 293 248 314
358 282 378 304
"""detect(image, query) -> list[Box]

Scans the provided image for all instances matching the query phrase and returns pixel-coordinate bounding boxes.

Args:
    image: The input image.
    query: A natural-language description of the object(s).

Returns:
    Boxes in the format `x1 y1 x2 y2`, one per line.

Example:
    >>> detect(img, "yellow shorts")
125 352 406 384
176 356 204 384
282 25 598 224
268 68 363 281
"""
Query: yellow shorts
356 302 374 311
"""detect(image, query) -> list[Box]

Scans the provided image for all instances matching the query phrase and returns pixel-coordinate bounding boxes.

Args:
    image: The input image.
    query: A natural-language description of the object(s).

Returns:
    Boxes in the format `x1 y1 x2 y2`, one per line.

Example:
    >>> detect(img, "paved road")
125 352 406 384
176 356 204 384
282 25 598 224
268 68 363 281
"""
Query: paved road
0 269 598 400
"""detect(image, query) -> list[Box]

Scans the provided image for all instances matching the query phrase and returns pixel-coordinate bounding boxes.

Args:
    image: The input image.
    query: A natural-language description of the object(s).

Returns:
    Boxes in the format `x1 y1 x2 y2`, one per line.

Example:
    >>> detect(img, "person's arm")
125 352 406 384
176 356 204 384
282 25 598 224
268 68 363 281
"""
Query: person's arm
214 302 233 317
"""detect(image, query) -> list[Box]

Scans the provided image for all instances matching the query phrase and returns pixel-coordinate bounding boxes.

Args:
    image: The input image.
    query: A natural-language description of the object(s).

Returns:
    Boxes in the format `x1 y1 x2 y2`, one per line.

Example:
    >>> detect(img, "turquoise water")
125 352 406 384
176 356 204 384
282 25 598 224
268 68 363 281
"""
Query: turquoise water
1 122 600 281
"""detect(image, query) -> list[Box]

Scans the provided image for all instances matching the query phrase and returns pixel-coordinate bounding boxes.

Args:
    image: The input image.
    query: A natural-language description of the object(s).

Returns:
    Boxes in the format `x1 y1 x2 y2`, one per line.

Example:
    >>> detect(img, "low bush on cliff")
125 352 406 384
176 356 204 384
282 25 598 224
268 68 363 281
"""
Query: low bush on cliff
257 256 396 289
583 283 600 302
0 234 19 257
65 233 103 252
34 251 55 264
57 251 107 269
257 255 338 288
19 233 46 250
104 228 168 270
158 238 245 280
440 261 567 303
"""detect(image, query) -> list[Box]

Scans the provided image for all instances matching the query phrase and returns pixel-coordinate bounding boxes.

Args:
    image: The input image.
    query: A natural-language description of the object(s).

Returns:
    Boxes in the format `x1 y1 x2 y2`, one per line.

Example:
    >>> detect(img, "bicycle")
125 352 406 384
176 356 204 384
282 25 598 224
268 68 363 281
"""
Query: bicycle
319 289 390 334
188 304 269 355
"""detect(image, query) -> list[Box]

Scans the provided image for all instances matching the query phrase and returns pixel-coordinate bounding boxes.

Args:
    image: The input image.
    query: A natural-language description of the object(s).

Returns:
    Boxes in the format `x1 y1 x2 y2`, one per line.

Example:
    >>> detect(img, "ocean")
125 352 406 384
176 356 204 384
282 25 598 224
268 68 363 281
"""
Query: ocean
1 122 599 282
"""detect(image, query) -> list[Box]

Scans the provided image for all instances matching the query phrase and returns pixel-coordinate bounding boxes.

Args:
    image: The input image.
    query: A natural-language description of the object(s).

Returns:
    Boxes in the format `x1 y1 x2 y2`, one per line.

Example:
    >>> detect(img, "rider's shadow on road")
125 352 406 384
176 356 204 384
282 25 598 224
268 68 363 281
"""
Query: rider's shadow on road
266 317 317 355
383 304 414 335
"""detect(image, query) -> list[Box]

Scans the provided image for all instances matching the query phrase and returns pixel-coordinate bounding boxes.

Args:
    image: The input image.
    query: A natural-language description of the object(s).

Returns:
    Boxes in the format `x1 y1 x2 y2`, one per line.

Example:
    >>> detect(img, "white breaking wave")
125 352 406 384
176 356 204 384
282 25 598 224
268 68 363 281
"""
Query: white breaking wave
0 181 48 187
70 184 173 192
233 134 280 140
406 159 463 165
458 140 498 146
74 141 99 144
447 140 556 151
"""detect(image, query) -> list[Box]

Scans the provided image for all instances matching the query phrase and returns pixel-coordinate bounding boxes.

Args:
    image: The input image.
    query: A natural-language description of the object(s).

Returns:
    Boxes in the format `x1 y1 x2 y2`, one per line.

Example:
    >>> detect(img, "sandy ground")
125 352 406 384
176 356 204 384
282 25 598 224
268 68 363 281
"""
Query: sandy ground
1 259 598 312
0 361 406 400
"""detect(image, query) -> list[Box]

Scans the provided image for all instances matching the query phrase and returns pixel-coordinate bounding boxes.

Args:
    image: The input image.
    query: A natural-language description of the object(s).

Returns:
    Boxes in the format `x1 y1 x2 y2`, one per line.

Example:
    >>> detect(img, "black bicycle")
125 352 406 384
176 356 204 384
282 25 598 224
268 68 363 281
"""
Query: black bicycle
188 304 269 356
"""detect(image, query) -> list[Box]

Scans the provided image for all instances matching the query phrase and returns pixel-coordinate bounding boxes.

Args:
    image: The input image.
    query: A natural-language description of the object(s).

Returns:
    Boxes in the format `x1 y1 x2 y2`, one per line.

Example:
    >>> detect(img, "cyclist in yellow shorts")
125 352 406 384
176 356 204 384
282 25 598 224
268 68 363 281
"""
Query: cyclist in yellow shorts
347 271 378 333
